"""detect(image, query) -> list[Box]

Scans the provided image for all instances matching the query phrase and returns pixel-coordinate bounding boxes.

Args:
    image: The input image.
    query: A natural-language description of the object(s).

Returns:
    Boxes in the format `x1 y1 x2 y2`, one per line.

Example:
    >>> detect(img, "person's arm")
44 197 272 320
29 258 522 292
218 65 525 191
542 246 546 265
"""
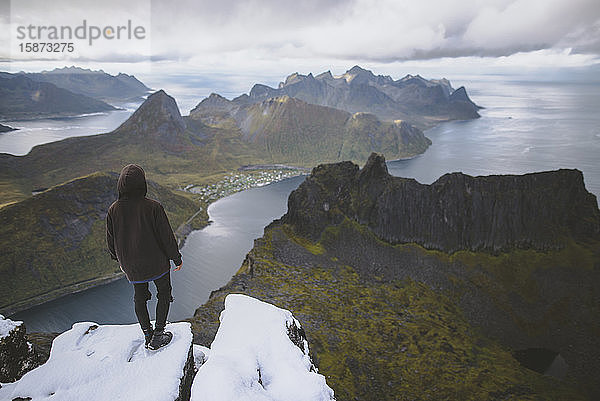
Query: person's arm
155 204 183 268
106 211 117 261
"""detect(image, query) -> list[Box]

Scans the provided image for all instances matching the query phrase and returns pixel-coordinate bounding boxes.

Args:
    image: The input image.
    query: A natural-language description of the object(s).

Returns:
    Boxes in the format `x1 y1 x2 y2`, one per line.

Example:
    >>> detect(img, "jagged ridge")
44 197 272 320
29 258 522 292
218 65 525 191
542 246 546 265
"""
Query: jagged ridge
241 66 480 128
283 153 600 253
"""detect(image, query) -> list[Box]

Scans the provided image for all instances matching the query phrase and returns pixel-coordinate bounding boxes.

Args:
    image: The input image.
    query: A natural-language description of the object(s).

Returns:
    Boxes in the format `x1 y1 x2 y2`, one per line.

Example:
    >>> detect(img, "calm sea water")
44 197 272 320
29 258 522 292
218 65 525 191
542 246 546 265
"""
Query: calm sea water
9 74 600 332
388 77 600 198
0 102 140 156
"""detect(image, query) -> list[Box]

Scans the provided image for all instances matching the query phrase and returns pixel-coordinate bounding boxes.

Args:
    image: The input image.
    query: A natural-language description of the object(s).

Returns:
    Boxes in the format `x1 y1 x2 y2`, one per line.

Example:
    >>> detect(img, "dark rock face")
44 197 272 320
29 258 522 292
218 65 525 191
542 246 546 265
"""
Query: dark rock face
0 319 41 382
175 345 196 401
284 153 600 253
191 153 600 399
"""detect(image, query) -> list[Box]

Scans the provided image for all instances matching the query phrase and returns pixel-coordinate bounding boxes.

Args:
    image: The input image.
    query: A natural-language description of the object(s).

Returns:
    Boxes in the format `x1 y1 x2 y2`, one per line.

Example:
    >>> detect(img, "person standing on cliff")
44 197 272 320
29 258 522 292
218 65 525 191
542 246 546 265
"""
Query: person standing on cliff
106 164 182 350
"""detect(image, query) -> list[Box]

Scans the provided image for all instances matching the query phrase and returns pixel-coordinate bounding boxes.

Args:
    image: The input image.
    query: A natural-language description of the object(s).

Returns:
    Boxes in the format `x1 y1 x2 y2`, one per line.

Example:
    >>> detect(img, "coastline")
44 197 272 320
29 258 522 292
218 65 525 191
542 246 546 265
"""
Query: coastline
0 109 124 123
1 272 124 318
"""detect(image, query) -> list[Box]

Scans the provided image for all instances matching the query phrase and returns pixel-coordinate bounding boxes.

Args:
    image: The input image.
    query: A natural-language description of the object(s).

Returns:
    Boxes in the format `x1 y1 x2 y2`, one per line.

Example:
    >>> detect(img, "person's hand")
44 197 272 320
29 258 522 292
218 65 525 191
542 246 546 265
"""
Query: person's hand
173 262 182 272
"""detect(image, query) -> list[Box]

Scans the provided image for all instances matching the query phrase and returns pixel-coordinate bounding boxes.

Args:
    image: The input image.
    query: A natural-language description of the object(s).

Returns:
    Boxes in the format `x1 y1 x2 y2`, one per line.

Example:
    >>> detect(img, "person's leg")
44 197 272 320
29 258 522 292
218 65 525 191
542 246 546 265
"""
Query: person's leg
154 272 173 332
133 282 153 344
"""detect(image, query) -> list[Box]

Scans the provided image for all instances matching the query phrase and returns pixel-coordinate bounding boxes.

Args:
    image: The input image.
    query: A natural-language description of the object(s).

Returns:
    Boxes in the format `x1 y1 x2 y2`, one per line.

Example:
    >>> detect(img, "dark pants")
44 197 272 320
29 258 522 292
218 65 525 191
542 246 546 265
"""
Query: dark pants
133 272 173 332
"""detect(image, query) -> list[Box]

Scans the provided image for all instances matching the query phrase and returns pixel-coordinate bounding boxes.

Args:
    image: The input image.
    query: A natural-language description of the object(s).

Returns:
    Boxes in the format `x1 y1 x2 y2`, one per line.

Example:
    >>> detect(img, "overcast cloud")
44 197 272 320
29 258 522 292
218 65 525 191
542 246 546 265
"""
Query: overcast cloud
0 0 599 79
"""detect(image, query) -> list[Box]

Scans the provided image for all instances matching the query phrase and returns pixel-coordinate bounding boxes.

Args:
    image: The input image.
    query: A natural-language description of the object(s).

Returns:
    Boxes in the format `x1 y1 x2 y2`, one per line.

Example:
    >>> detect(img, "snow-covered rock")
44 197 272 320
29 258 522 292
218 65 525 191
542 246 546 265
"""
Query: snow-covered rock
191 294 335 401
0 315 40 383
0 321 193 401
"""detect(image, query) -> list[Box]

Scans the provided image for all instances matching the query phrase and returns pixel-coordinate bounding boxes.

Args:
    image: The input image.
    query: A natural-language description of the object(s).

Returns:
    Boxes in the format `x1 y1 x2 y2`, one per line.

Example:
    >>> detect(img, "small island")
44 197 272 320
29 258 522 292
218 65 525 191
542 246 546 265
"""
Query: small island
0 123 17 133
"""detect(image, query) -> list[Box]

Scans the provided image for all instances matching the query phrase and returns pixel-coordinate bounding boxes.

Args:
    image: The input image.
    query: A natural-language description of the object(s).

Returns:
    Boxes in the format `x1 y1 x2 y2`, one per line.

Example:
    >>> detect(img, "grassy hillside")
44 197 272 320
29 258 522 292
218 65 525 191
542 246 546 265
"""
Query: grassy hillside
189 221 593 400
189 157 600 400
0 172 203 315
191 95 431 166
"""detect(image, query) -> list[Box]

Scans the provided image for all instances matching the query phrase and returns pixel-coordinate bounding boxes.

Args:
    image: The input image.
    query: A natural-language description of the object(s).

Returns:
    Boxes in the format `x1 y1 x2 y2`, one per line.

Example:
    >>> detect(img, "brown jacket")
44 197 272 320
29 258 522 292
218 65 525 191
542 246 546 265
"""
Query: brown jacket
106 164 182 282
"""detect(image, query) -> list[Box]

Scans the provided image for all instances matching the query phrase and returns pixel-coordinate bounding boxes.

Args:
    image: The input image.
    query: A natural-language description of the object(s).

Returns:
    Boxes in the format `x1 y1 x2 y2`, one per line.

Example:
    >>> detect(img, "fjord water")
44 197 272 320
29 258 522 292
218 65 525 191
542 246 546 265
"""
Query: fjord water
0 103 140 156
10 74 600 332
12 177 306 332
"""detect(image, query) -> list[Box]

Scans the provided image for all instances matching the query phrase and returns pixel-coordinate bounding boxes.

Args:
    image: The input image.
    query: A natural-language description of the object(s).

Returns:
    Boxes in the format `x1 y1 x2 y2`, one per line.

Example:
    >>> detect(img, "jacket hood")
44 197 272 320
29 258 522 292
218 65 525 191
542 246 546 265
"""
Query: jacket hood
118 164 147 199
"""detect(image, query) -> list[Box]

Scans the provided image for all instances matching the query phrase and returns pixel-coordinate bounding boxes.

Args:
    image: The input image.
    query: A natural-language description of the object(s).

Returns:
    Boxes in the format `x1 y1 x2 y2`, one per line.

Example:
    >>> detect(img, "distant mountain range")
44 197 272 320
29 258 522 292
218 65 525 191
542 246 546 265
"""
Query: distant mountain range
0 67 151 120
18 66 151 102
223 66 481 129
0 75 117 120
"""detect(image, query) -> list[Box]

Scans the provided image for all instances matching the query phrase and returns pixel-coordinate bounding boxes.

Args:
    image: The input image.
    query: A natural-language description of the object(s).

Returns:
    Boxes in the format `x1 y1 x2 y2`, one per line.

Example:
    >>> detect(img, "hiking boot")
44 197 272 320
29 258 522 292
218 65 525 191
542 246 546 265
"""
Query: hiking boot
143 328 154 348
148 329 173 350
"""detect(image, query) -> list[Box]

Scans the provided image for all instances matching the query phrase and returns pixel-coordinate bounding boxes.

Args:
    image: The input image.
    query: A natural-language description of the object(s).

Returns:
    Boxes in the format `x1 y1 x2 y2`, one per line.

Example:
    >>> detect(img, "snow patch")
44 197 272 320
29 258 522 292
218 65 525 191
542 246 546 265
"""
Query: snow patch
191 294 335 401
0 314 22 338
0 321 192 401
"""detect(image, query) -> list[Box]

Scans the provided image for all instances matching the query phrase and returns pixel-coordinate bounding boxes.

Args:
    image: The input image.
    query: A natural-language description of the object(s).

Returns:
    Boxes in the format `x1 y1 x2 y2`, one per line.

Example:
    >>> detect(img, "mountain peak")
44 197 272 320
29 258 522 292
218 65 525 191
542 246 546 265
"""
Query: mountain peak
347 65 370 74
342 65 376 84
115 90 186 145
359 152 389 181
282 72 316 87
143 89 179 111
315 70 334 81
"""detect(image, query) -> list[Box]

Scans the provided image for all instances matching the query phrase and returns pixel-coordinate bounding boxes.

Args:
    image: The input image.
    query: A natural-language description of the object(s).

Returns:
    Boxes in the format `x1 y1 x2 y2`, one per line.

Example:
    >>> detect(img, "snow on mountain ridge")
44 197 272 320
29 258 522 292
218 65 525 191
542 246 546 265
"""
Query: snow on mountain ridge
0 322 193 401
0 295 334 401
191 294 336 401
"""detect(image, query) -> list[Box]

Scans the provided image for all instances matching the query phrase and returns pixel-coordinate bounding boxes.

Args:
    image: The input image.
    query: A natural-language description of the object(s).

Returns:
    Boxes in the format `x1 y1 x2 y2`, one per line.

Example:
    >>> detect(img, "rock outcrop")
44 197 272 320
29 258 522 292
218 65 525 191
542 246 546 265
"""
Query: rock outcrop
190 154 600 400
0 315 41 383
0 124 17 133
114 90 188 152
284 153 600 253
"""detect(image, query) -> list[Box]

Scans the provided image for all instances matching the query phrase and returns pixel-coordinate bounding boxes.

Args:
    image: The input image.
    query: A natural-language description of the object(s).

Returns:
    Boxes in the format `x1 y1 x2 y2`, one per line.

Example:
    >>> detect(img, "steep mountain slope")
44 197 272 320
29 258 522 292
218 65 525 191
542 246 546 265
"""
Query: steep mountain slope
232 66 480 129
0 75 116 120
16 66 151 102
189 154 600 400
286 154 600 252
0 171 200 315
191 94 431 164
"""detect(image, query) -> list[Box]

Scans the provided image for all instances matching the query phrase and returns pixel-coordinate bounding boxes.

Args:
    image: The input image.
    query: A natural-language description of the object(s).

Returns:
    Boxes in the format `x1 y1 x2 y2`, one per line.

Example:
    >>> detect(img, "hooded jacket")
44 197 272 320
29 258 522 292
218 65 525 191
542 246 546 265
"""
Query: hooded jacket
106 164 182 282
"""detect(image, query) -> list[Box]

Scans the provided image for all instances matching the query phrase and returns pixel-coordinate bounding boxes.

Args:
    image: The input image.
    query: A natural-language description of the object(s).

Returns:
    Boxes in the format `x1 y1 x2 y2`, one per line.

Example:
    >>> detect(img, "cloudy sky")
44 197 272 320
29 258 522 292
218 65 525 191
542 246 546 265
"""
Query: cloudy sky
1 0 599 102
